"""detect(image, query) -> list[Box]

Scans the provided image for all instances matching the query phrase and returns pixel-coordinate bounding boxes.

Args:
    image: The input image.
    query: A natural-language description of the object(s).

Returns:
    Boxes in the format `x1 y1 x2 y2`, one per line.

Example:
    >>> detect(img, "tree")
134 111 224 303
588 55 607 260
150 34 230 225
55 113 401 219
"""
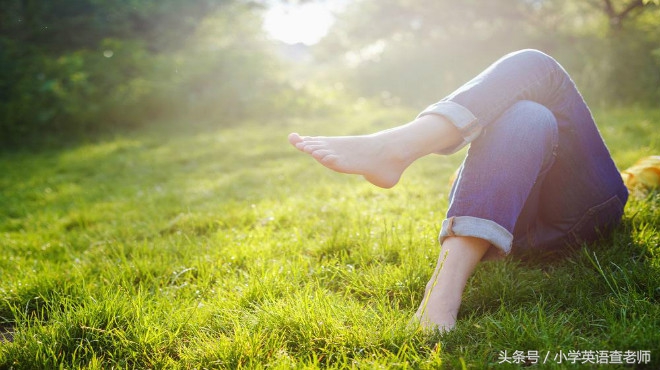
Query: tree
316 0 587 104
0 0 284 147
314 0 660 106
0 0 233 52
596 0 658 31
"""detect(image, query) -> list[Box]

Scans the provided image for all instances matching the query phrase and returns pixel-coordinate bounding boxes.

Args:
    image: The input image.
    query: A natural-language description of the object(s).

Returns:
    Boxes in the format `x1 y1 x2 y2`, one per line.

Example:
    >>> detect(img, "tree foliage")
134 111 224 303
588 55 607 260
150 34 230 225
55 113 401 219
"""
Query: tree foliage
0 0 286 147
599 0 658 30
0 0 226 51
1 0 658 147
315 0 660 107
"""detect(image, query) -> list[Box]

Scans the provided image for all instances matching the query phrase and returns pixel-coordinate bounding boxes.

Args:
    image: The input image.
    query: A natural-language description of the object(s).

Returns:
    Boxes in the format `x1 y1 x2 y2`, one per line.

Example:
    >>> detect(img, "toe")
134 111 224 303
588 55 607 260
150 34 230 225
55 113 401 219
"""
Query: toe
319 154 338 166
297 143 316 153
288 133 303 146
303 144 328 154
311 149 332 161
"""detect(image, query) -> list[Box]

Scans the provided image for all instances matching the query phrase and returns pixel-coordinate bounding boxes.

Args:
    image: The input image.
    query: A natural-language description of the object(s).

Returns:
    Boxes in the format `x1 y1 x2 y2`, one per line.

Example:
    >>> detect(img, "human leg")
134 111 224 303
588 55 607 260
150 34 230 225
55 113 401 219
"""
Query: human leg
288 49 628 331
414 236 490 331
422 49 627 256
413 100 559 330
288 113 462 188
440 100 558 258
289 49 624 202
413 51 627 330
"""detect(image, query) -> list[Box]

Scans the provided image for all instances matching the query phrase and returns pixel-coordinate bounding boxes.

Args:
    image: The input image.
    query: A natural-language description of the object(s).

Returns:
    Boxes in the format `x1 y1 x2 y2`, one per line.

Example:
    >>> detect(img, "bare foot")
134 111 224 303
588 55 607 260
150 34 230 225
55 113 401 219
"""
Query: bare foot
411 251 461 332
287 114 460 188
412 280 460 332
411 236 490 332
288 132 412 188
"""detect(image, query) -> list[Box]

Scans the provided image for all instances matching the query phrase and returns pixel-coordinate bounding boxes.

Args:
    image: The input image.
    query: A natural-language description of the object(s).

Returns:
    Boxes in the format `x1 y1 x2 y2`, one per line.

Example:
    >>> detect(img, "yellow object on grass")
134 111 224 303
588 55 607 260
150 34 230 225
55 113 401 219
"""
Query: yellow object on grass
621 156 660 195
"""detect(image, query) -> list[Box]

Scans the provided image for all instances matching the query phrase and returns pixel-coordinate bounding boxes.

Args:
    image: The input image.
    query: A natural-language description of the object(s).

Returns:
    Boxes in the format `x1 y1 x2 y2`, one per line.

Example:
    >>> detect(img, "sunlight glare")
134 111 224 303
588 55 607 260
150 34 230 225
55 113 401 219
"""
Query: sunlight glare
263 2 335 45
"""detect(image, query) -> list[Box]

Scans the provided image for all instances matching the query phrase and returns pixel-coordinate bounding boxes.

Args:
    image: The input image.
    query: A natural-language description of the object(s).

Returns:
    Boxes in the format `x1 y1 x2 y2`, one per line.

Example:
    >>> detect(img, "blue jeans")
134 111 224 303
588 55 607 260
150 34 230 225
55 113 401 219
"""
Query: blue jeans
418 49 628 259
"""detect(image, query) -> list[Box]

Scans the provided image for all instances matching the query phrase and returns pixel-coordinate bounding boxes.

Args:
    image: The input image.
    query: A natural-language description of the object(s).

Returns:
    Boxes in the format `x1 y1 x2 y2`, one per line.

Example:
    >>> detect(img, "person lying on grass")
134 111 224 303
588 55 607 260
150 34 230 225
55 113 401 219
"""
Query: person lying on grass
288 49 628 332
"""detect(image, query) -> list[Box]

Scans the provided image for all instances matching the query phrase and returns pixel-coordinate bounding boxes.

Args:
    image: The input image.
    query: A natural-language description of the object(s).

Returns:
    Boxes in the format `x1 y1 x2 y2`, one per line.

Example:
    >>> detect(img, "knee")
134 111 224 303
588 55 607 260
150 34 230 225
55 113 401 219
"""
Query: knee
490 100 557 142
471 100 558 168
513 48 549 58
502 49 560 75
509 49 554 64
510 100 555 127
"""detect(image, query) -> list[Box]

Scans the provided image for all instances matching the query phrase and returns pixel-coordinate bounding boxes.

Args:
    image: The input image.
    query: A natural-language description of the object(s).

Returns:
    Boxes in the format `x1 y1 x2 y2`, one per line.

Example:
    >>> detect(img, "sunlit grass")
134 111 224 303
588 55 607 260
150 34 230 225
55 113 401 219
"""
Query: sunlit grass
1 106 659 369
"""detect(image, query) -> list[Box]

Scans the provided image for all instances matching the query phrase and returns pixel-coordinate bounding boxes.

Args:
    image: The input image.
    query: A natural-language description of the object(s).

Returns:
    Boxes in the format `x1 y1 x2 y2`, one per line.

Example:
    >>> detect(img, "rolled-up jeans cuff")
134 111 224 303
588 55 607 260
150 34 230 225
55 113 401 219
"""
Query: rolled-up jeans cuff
417 101 481 154
440 216 513 258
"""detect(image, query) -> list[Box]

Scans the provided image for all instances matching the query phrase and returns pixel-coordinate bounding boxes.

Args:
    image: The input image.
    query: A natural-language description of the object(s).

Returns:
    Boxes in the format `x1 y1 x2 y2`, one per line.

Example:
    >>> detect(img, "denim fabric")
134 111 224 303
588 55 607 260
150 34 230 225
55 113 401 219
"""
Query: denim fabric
418 49 628 258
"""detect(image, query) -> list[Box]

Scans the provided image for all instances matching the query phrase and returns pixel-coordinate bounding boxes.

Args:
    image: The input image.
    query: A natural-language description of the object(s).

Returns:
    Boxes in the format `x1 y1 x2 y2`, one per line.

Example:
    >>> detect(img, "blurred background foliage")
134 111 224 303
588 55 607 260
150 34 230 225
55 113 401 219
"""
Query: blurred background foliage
317 0 660 107
1 0 659 148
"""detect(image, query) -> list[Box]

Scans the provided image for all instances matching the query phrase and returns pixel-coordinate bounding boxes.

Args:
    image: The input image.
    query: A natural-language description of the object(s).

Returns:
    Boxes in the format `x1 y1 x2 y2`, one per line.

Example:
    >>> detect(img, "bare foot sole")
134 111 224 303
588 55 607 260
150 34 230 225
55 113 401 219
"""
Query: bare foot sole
287 114 461 188
288 132 411 188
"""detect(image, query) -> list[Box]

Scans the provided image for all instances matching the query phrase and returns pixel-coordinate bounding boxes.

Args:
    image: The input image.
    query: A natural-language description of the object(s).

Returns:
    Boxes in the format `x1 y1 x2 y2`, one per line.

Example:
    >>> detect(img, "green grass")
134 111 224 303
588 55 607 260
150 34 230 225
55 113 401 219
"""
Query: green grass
1 106 659 369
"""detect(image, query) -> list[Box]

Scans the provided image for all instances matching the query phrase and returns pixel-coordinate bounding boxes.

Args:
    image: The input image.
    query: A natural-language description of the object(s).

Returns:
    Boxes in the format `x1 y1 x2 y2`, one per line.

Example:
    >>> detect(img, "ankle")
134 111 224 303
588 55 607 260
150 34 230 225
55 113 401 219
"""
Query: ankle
411 114 462 154
380 134 418 167
371 128 427 168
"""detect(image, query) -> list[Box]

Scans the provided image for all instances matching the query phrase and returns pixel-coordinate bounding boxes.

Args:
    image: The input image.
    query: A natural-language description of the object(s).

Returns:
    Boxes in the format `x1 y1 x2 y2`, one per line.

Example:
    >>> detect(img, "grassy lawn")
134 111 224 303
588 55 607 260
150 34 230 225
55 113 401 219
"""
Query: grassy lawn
1 106 659 369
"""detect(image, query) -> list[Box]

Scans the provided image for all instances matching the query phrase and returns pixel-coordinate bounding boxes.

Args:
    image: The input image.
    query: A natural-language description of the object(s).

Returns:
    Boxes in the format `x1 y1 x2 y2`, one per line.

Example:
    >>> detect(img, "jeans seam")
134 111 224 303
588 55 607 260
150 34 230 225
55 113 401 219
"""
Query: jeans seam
567 195 624 244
